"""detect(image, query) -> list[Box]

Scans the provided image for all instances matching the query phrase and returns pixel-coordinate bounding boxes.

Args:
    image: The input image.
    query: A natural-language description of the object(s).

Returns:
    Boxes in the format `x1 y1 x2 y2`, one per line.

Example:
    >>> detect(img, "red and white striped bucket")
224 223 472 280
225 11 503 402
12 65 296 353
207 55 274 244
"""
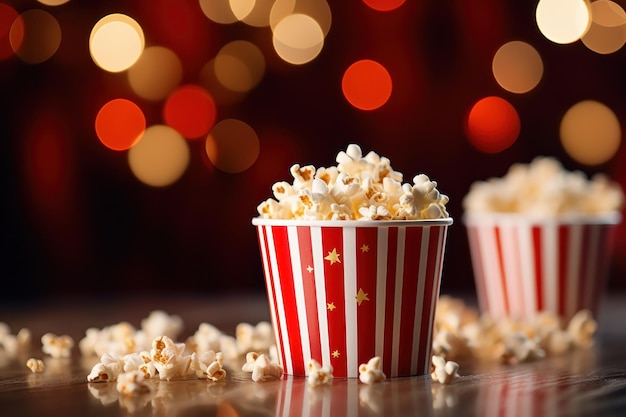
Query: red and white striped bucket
252 217 453 378
464 212 620 322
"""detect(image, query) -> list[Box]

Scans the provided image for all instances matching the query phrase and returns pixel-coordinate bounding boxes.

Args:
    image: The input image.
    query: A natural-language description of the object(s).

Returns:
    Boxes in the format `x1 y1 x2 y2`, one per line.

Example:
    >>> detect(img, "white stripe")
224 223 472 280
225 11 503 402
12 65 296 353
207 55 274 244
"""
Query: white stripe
584 225 600 310
425 227 444 373
410 227 430 374
258 226 282 369
375 228 388 359
343 227 358 378
468 226 488 313
311 226 331 367
477 224 504 316
518 224 537 318
501 224 522 316
566 225 582 319
543 224 558 314
288 226 310 371
266 226 293 374
391 226 406 377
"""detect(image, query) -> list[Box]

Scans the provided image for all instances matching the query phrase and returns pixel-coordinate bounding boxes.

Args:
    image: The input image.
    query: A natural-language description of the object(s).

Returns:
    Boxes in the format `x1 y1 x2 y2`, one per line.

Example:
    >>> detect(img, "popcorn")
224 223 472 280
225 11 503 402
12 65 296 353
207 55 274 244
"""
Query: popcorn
138 310 183 343
463 156 624 215
358 356 386 384
0 324 31 358
567 309 597 349
88 362 116 383
431 355 460 385
116 370 153 396
257 144 449 220
41 333 74 359
26 357 45 373
500 333 546 364
123 351 156 379
192 351 226 381
244 353 283 382
150 336 191 381
307 359 333 387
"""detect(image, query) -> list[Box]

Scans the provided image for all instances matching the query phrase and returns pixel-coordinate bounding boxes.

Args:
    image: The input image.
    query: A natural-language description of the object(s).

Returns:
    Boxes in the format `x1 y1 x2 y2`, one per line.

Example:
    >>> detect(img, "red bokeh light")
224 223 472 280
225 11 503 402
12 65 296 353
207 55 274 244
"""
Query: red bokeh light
0 3 18 60
465 96 520 153
362 0 406 12
95 99 146 151
342 59 393 111
163 84 217 139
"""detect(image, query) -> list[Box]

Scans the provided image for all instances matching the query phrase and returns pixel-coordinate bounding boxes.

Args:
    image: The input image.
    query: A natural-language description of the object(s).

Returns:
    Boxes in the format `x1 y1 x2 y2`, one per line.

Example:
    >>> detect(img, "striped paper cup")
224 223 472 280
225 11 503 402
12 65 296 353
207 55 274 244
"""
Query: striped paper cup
464 212 621 322
252 217 453 378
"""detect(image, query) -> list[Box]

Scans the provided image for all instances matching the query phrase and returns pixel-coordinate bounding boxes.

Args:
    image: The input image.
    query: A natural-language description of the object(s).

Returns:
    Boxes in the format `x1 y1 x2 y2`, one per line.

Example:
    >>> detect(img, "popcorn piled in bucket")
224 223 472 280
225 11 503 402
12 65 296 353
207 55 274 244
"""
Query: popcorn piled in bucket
257 144 450 220
463 156 624 214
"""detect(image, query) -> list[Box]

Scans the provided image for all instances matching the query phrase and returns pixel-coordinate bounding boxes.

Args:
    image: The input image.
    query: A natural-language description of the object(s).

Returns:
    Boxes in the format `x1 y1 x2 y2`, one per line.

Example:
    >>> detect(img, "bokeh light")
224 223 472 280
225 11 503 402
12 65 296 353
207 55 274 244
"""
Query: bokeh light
536 0 591 44
272 13 324 64
465 96 521 153
163 85 217 140
0 3 18 60
492 41 543 94
199 60 247 106
214 40 265 93
37 0 70 5
128 125 190 187
238 0 276 27
127 46 183 101
362 0 406 12
199 0 238 24
229 0 256 22
10 9 61 64
89 13 145 72
342 59 392 111
95 99 146 151
270 0 332 37
560 100 621 165
205 119 260 173
581 0 626 54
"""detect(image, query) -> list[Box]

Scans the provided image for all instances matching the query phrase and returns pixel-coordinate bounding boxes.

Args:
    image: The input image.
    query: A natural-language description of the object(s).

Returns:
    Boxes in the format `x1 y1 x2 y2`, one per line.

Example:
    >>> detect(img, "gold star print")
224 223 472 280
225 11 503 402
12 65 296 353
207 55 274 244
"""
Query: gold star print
360 244 369 253
306 265 314 273
327 302 336 311
355 288 370 306
332 350 340 358
324 248 341 265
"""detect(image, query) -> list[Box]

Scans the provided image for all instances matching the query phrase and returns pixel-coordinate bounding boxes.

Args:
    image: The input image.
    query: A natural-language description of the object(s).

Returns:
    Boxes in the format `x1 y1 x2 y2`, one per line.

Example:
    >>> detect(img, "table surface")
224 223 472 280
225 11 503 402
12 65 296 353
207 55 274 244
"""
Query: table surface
1 292 625 417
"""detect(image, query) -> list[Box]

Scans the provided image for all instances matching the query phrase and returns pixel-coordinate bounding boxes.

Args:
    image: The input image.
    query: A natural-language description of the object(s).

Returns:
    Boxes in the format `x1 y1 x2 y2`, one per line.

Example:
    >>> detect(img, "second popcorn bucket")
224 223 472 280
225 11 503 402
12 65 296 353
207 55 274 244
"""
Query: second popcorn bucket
251 143 453 378
252 217 452 378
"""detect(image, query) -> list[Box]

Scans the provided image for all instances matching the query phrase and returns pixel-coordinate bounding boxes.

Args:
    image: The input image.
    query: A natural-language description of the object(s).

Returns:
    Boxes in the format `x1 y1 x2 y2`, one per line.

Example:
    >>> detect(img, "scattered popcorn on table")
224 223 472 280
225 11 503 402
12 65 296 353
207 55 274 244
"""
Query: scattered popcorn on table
116 370 153 396
307 359 333 387
245 353 283 382
192 351 226 381
0 324 31 358
358 356 386 385
26 357 44 373
257 144 450 220
431 355 460 385
41 333 74 359
150 335 192 381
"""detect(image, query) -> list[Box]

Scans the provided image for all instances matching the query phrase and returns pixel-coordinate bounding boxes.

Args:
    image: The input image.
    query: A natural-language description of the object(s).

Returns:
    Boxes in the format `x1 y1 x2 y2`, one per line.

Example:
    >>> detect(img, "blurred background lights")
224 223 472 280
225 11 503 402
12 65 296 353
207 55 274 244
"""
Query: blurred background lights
229 0 256 23
272 13 324 64
560 100 621 165
362 0 406 12
492 41 543 94
37 0 71 5
239 0 277 27
128 125 190 187
199 60 247 106
465 96 521 153
205 119 260 173
270 0 332 37
581 0 626 54
10 9 61 64
0 3 18 60
127 46 183 101
89 13 145 72
214 40 265 93
199 0 239 24
342 59 392 111
95 99 146 151
536 0 591 44
163 84 217 140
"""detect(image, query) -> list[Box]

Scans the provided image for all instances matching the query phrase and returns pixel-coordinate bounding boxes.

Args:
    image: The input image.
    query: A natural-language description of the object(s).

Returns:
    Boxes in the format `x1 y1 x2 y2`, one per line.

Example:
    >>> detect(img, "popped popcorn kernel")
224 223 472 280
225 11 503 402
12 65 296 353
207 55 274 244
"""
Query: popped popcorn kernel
358 356 386 385
568 309 597 349
116 370 153 396
307 359 333 387
192 351 226 381
41 333 74 359
431 355 460 385
26 357 45 373
87 362 115 383
150 335 188 381
249 353 283 382
256 144 449 221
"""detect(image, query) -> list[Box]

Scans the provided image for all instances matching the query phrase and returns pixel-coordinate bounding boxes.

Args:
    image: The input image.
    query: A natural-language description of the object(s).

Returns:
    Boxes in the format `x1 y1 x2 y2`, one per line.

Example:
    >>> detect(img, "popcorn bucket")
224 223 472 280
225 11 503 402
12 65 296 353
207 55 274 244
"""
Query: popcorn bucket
252 217 453 378
464 212 621 322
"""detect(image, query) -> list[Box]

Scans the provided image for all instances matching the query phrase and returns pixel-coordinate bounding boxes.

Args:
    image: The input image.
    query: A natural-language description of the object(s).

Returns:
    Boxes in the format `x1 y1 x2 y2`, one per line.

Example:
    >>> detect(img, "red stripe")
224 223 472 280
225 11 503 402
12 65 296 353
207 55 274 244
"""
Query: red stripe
557 225 569 317
321 227 347 377
258 225 287 371
417 226 441 374
397 226 423 376
532 226 544 312
355 227 378 369
271 226 305 375
468 225 489 314
297 226 321 363
494 226 510 315
382 227 398 375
